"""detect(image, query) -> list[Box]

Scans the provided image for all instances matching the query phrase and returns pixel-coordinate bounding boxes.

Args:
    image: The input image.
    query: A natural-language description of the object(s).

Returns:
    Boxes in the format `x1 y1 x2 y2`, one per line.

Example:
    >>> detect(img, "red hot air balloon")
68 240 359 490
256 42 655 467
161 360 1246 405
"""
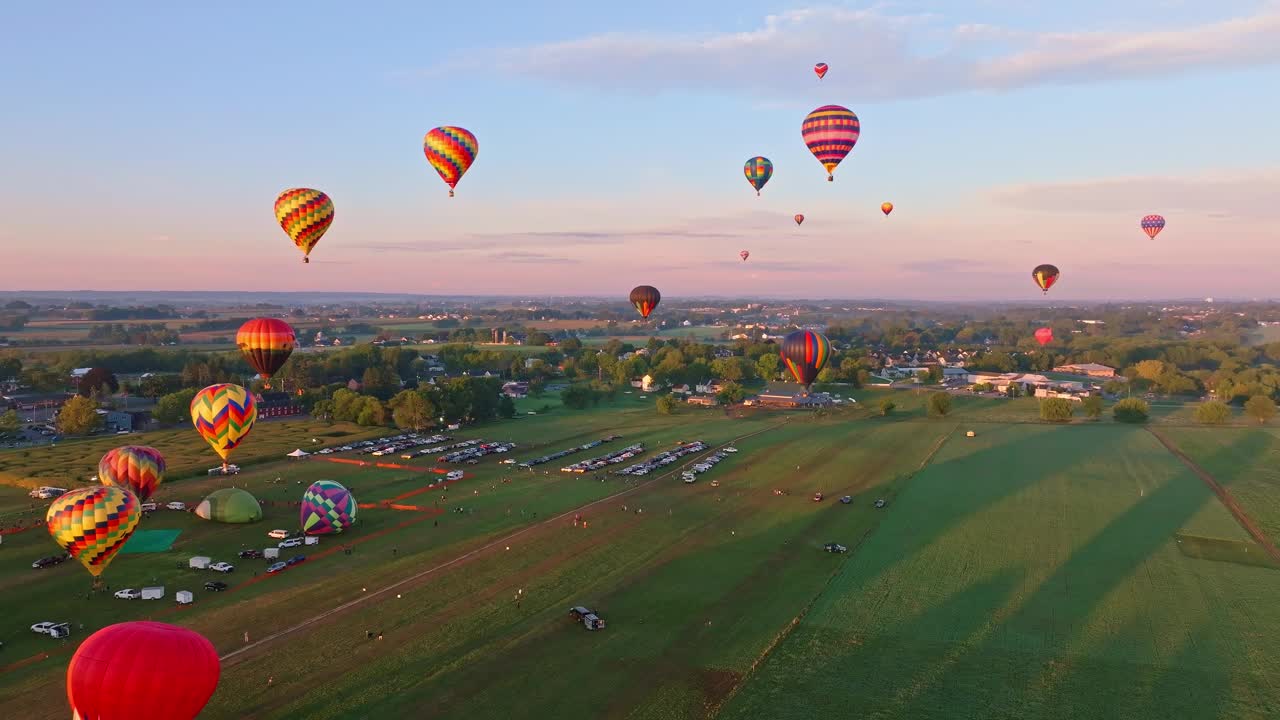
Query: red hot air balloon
794 214 804 226
780 330 832 393
881 202 894 216
629 285 661 319
740 250 750 262
67 621 220 720
1035 327 1053 346
814 63 829 80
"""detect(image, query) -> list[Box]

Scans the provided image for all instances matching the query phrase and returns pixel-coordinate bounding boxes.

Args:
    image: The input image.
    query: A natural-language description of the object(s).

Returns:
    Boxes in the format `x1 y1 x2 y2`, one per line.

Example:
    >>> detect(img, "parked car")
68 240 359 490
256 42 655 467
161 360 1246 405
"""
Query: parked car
446 470 464 480
238 549 264 559
166 501 186 511
140 502 158 512
286 554 307 566
267 529 290 539
31 622 70 637
874 499 887 509
204 581 228 592
723 447 738 453
839 496 853 505
812 492 824 502
266 562 288 574
278 537 304 549
824 543 848 554
114 588 142 599
209 562 235 573
28 486 68 500
31 553 69 569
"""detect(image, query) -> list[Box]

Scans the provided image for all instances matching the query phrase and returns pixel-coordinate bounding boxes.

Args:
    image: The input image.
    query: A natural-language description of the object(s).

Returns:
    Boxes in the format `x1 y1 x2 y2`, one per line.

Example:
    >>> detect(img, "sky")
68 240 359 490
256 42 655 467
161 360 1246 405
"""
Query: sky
1 0 1278 300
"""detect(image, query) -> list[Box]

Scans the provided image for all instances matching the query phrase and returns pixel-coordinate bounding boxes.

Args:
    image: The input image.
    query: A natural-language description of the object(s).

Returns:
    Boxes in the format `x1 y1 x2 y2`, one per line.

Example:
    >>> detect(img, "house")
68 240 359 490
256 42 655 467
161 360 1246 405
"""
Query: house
686 395 719 406
670 384 692 396
1052 363 1117 378
524 358 542 370
713 348 735 359
641 374 660 392
257 392 305 419
69 368 93 380
696 380 724 395
1034 388 1084 402
501 381 529 398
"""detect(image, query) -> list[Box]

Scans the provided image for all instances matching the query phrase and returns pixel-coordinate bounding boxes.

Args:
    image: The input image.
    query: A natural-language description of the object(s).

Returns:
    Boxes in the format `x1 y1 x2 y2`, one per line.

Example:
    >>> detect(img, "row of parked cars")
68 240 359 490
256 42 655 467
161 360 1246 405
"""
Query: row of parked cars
314 433 451 458
439 441 515 463
519 435 623 469
681 446 737 483
616 441 709 476
561 443 644 473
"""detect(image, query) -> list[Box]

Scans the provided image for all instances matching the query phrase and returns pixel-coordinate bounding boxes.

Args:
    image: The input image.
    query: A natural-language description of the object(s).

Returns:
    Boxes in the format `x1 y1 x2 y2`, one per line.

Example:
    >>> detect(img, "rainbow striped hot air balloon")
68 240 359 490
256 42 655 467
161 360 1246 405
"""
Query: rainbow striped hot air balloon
190 384 257 471
300 480 358 535
47 486 141 580
99 446 166 502
802 106 860 181
274 188 334 264
780 330 831 393
744 156 773 196
424 126 478 197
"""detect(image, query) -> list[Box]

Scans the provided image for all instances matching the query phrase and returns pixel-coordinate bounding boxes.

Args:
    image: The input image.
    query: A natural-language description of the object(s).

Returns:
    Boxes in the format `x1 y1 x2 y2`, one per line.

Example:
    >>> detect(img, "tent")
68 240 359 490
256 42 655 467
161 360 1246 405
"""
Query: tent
287 449 310 458
194 488 263 524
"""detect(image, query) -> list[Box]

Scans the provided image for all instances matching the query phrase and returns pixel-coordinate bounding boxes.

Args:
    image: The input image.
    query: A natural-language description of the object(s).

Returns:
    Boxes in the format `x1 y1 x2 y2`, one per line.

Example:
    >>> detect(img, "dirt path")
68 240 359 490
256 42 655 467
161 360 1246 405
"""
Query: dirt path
218 420 789 667
1146 427 1280 565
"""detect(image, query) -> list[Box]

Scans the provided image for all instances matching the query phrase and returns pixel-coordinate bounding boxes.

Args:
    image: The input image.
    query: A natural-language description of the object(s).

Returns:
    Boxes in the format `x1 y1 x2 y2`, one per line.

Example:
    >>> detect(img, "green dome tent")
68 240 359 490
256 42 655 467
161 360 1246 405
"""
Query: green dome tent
195 487 263 524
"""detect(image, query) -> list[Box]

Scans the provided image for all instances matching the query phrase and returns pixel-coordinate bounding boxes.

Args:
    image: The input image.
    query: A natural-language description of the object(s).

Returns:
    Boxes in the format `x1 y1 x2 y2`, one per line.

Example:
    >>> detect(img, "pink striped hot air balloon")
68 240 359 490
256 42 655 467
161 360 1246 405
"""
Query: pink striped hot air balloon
802 105 860 181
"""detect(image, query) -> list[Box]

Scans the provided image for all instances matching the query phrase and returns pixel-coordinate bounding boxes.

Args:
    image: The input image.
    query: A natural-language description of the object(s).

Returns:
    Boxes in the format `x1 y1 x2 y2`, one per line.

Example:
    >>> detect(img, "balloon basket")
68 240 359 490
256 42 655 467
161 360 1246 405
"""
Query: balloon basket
448 189 455 198
303 257 310 264
827 176 833 182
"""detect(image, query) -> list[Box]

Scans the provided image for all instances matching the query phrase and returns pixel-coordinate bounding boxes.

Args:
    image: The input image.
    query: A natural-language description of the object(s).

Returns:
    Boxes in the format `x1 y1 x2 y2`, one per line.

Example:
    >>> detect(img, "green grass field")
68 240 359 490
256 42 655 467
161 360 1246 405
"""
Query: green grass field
2 394 1280 719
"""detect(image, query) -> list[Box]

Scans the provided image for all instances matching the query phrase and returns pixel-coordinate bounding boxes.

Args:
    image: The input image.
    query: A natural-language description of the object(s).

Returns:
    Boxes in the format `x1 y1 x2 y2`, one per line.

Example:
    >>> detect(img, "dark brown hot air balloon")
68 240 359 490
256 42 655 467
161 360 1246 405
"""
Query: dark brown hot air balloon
629 286 661 319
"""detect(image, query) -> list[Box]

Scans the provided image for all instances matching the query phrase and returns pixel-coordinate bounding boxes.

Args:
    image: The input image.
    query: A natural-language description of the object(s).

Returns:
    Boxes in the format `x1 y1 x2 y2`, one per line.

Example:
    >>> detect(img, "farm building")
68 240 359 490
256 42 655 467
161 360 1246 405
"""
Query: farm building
1052 363 1117 378
686 396 719 406
750 392 834 409
257 392 305 419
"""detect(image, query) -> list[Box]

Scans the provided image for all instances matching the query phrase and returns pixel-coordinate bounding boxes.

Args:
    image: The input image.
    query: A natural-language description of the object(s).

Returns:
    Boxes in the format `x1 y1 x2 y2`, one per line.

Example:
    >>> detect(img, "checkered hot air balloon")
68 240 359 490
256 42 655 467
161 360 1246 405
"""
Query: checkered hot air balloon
98 446 166 502
46 486 141 579
780 330 831 393
424 126 478 197
236 318 296 388
744 156 773 196
1141 214 1166 239
300 480 357 535
190 384 257 471
802 105 860 181
274 188 334 264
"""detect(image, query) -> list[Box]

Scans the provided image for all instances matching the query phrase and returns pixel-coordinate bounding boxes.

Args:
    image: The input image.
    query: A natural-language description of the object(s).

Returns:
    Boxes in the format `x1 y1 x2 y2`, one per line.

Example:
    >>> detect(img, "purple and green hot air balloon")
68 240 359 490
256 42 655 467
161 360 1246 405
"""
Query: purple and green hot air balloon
299 480 357 535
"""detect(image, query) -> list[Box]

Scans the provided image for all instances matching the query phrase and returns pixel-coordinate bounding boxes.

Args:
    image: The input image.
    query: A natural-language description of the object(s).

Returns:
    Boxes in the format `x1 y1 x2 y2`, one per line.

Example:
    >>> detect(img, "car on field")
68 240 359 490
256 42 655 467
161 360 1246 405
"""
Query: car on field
31 553 69 569
286 554 306 566
114 588 142 600
204 581 228 592
28 486 68 500
267 529 290 539
500 458 516 464
723 447 738 453
812 492 824 502
709 480 720 488
238 549 264 559
266 561 288 574
278 537 304 549
446 470 464 480
31 622 70 637
824 543 848 554
839 496 853 505
209 562 235 573
140 501 158 512
166 501 186 511
682 472 696 483
874 499 887 509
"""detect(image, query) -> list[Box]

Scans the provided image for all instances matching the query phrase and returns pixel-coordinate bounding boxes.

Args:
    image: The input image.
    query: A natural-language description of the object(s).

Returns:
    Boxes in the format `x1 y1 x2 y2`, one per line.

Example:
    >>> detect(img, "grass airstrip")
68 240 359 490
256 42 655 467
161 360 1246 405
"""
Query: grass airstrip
2 390 1279 719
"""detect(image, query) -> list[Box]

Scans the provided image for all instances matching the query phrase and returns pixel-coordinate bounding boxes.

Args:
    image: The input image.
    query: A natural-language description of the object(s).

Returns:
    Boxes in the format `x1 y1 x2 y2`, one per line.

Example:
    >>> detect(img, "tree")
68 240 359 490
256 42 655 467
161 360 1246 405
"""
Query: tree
1082 396 1104 419
498 395 517 419
0 409 20 435
152 388 197 425
1039 397 1075 422
927 392 952 417
57 395 102 436
755 353 780 383
528 377 545 398
877 398 896 417
77 367 119 398
710 357 746 383
390 390 432 430
561 385 597 410
1134 360 1167 382
311 398 335 423
716 381 745 404
656 395 677 415
1245 395 1277 425
361 365 399 401
1194 400 1231 425
355 396 386 426
1112 398 1150 423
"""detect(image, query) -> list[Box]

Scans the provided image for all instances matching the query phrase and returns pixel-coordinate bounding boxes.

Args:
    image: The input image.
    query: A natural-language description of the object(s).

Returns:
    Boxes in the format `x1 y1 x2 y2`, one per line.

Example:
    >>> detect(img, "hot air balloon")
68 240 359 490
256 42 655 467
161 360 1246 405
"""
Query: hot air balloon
780 330 831 393
881 202 894 216
191 384 257 472
794 214 805 226
1141 214 1166 239
300 480 358 535
424 126 478 197
46 486 140 580
1035 327 1053 346
740 250 750 262
744 157 773 195
98 446 165 502
274 188 334 264
68 621 220 720
236 318 296 388
629 285 661 319
814 63 829 80
802 105 860 181
1032 264 1060 294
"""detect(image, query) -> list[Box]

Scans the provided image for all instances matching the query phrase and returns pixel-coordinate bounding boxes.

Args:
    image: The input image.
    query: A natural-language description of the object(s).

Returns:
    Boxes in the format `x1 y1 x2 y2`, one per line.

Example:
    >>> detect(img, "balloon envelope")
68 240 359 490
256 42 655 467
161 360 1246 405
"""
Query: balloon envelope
424 126 478 197
191 384 257 464
743 156 773 195
1141 214 1166 239
814 62 828 79
196 488 263 524
739 250 750 262
67 621 220 720
780 330 832 392
1035 327 1053 346
47 486 140 578
794 214 804 226
300 480 358 535
98 446 165 502
274 188 334 263
1032 264 1060 294
802 106 860 180
881 202 894 215
629 285 661 319
236 318 296 383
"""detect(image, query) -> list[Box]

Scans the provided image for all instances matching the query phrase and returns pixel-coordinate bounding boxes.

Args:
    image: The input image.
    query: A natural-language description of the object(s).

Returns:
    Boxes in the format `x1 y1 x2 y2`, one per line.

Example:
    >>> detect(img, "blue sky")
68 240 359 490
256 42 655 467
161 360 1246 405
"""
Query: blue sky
2 1 1278 299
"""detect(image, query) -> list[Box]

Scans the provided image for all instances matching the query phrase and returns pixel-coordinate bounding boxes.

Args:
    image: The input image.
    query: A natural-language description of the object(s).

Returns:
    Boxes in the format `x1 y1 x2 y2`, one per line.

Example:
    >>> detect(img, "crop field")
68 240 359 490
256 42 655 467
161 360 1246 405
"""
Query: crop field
2 396 1280 719
1158 427 1280 549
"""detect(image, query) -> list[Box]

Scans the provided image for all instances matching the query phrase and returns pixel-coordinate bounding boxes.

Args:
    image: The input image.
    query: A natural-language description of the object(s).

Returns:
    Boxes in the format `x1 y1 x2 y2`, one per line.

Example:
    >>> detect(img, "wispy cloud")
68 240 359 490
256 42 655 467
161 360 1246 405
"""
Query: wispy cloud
424 5 1280 100
486 251 582 264
986 169 1280 217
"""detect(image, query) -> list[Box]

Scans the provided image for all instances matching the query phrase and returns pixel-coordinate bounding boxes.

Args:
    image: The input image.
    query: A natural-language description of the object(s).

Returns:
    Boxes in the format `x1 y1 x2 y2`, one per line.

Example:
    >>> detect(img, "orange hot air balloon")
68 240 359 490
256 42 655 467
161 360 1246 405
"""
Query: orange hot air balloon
794 214 804 226
236 318 296 388
1034 327 1053 346
881 202 894 216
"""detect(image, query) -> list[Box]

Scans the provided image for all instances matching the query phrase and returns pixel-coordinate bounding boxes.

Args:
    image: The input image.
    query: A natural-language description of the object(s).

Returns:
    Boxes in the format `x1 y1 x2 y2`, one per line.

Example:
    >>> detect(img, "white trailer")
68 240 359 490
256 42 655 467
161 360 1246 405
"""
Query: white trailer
175 591 194 605
263 547 280 560
304 535 319 546
188 556 212 570
141 586 164 600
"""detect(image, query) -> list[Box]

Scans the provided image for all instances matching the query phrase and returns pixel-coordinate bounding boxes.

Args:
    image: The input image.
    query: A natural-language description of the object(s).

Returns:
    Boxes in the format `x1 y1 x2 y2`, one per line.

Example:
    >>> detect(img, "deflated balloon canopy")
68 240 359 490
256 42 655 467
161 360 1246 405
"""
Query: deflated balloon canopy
629 285 661 319
195 488 263 524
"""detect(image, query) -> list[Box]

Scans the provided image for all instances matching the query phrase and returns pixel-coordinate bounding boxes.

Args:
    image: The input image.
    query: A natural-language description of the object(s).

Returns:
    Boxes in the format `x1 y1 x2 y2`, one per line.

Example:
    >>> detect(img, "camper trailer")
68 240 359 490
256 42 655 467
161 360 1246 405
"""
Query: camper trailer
263 547 280 560
175 591 194 605
141 586 165 600
188 556 211 570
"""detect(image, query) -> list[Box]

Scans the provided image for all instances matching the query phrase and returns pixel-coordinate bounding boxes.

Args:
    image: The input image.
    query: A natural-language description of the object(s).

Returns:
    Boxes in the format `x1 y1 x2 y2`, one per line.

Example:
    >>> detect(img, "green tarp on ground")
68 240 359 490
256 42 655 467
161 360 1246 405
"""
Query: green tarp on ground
120 529 181 554
195 487 263 523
